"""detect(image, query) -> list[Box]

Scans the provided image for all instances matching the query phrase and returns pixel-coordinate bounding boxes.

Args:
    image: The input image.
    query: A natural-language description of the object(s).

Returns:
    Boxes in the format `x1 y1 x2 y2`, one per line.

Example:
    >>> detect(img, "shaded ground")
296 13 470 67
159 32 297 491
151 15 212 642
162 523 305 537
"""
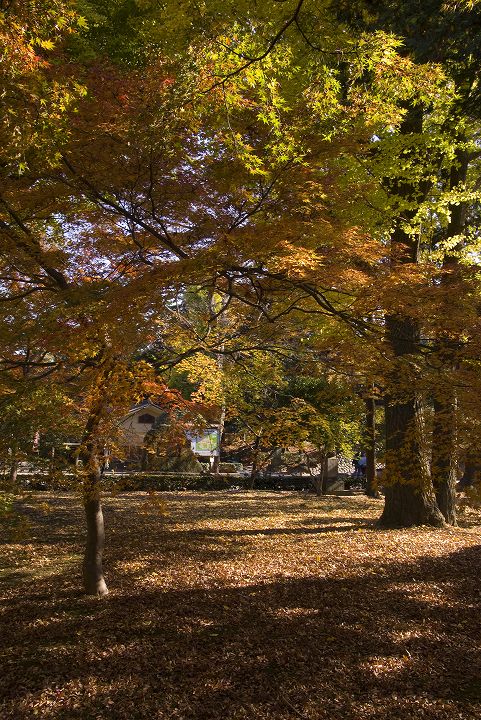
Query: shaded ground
1 491 481 719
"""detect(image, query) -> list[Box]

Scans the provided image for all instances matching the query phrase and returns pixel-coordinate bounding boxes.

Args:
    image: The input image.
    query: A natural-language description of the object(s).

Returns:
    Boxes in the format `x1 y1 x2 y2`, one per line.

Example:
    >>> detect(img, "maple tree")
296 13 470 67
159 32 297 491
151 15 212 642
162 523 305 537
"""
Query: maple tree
3 0 481 602
0 0 86 171
1 3 308 593
0 2 180 593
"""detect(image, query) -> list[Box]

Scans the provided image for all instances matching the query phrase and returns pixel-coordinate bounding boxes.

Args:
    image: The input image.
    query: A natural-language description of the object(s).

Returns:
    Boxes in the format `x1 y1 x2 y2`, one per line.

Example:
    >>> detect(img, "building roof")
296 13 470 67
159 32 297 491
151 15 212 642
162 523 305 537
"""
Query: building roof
123 399 164 417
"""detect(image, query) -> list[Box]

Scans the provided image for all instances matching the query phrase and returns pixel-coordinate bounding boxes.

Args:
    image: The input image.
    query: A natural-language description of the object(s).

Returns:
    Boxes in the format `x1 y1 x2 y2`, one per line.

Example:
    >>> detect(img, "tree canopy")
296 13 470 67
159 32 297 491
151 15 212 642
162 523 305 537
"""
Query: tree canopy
3 0 481 594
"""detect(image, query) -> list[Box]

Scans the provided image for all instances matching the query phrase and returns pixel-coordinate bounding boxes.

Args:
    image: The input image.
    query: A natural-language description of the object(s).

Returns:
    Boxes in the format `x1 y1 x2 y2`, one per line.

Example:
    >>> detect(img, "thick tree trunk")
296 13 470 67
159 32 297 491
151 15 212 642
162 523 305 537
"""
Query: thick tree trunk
381 400 443 528
364 394 379 498
431 393 457 525
429 146 467 526
380 105 444 528
379 483 445 528
380 321 445 527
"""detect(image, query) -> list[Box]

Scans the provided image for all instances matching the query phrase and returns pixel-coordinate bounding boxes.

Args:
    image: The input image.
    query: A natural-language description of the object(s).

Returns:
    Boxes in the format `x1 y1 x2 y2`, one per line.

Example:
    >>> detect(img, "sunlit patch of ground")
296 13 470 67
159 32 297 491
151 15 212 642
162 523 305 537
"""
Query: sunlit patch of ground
1 491 480 719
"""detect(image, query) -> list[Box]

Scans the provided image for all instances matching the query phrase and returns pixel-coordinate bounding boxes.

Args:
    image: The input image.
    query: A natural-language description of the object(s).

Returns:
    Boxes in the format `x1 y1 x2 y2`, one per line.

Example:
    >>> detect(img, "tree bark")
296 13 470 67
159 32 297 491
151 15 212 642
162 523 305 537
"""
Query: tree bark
380 317 445 527
364 394 379 498
211 405 225 475
379 105 444 527
459 453 479 487
78 359 115 596
8 458 18 485
83 493 108 596
379 482 445 528
311 452 326 496
431 392 457 525
380 370 444 527
429 145 467 525
81 443 108 596
249 436 261 490
209 290 226 476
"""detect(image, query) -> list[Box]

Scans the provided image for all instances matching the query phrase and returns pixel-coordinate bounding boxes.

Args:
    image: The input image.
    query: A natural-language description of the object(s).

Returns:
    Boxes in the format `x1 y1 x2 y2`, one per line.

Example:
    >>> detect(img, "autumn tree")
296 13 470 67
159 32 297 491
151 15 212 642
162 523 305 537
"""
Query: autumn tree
0 2 190 594
4 1 347 593
7 0 481 598
337 0 481 525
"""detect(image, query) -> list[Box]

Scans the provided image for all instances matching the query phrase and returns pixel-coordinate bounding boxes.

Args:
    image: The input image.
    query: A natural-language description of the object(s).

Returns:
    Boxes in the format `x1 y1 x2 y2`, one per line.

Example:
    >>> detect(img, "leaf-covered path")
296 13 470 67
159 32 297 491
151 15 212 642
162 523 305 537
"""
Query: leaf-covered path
1 491 481 719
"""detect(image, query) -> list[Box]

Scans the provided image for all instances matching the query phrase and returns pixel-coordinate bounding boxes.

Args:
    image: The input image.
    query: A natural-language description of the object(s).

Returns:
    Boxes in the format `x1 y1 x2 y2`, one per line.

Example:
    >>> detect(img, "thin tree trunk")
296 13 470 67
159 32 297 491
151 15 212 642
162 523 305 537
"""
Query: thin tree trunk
80 437 108 596
319 453 327 495
9 458 18 485
140 447 148 471
83 480 108 596
78 359 115 596
310 451 325 496
209 290 226 476
364 394 379 498
48 445 55 482
249 436 261 490
211 405 225 475
459 453 478 487
83 497 106 594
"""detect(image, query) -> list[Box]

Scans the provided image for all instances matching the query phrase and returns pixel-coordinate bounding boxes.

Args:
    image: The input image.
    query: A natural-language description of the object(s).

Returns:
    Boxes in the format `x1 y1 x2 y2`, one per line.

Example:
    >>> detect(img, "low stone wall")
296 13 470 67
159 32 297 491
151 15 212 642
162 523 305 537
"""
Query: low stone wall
105 474 345 492
13 472 345 493
104 473 234 491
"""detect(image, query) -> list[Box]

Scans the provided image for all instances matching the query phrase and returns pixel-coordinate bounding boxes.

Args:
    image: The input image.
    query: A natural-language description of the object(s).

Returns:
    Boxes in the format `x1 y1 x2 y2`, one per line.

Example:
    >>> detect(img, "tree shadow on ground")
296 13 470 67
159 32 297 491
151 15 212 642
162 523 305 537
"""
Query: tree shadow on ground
1 493 480 720
165 521 372 538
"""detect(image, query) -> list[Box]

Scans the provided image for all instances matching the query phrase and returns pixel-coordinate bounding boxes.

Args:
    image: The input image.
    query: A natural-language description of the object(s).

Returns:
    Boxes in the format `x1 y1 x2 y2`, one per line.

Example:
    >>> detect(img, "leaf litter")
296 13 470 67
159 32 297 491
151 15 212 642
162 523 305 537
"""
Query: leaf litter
1 490 481 719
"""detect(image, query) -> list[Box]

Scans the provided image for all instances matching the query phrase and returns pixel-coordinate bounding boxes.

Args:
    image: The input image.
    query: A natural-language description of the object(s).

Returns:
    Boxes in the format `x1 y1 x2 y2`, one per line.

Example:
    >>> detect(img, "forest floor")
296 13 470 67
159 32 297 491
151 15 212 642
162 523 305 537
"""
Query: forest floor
1 490 481 720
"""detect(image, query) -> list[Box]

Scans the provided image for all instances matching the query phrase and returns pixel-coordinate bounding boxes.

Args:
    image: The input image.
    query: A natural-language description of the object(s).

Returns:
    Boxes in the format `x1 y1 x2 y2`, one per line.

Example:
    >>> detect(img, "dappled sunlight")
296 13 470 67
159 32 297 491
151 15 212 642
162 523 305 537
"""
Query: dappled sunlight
1 491 481 719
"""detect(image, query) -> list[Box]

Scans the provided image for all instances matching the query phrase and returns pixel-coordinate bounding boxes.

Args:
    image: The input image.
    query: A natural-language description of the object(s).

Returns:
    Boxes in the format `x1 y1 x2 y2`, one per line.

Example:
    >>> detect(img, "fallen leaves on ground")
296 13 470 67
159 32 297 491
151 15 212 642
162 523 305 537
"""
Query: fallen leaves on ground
1 491 481 719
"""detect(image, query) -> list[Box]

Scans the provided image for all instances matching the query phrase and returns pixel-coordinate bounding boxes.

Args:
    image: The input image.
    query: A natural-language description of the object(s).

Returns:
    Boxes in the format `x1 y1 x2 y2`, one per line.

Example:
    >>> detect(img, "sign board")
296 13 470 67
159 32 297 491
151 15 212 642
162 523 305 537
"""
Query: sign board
188 427 220 457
